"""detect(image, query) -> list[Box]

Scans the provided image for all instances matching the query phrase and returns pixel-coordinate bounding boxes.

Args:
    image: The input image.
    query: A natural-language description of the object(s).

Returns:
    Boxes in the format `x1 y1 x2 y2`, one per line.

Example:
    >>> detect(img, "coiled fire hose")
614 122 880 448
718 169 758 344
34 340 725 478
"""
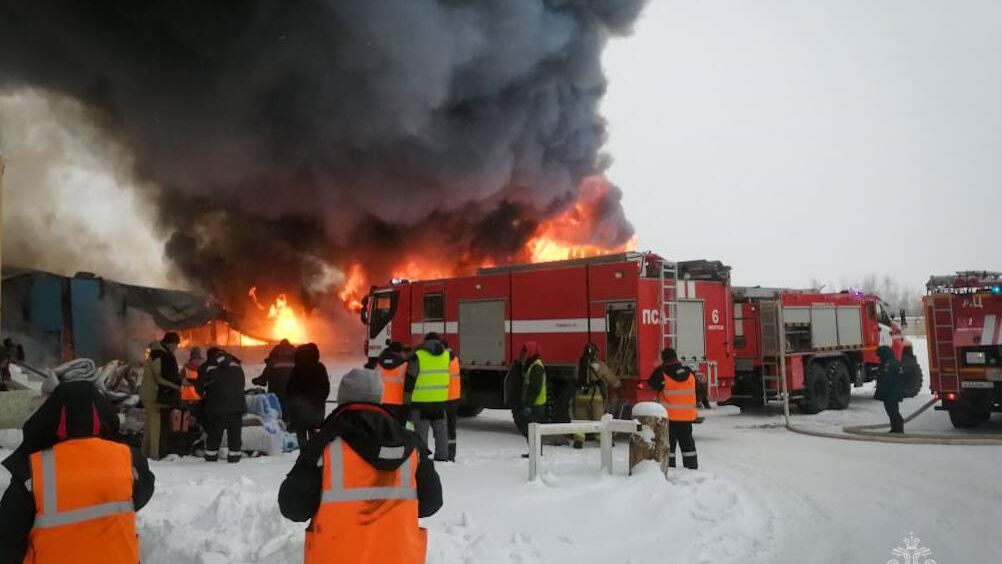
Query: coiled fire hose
784 397 1002 445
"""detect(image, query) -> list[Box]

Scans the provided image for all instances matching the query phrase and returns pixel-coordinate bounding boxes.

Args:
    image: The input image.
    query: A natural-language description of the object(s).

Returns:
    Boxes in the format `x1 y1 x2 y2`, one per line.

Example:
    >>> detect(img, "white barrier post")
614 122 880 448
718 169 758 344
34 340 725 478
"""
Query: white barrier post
599 414 614 474
528 422 540 481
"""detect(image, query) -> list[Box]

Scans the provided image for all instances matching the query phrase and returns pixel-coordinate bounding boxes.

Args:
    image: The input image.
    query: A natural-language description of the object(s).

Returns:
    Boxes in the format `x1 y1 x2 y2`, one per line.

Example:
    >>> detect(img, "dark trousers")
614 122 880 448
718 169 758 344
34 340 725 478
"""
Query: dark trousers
514 405 547 439
296 429 317 450
668 421 698 470
696 380 712 409
553 381 575 424
205 413 243 459
446 406 458 461
884 400 904 433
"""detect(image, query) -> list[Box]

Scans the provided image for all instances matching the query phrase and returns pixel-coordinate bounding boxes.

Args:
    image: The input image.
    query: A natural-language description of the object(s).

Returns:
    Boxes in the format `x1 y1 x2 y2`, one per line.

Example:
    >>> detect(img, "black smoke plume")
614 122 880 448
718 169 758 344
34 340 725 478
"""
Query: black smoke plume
0 0 643 314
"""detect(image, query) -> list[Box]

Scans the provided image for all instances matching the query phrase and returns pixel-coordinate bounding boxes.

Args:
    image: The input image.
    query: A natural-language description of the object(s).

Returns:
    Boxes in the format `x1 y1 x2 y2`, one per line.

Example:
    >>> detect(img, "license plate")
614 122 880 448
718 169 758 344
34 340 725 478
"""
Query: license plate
961 381 995 389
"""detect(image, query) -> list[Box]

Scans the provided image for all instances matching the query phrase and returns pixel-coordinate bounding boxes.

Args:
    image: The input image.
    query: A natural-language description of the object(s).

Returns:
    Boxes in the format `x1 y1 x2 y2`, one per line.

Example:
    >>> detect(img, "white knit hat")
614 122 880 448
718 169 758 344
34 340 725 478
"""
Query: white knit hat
337 368 383 405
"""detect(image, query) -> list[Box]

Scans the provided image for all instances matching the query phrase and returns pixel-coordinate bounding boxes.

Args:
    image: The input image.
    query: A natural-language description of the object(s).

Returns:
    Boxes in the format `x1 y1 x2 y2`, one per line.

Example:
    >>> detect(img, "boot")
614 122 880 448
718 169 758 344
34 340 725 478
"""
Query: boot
227 454 242 464
573 439 584 449
204 451 218 463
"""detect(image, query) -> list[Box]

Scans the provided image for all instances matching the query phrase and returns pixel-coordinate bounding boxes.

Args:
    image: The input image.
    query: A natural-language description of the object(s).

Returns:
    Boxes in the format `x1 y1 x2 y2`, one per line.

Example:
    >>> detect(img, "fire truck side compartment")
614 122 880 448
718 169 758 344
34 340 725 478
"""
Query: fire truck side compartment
457 300 506 367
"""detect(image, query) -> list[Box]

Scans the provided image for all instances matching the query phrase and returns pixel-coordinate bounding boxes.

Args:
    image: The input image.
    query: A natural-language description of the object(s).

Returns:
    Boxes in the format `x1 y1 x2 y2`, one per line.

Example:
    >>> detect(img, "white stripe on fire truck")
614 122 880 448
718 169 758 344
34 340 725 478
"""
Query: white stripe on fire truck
510 318 605 334
995 316 1002 346
982 315 997 346
677 283 686 299
412 318 607 335
687 281 696 298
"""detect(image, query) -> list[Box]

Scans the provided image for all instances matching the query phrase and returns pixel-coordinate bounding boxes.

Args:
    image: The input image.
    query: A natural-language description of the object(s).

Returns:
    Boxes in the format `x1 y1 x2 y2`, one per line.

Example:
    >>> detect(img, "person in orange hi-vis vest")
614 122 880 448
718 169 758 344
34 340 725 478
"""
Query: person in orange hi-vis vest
279 368 443 564
375 341 409 425
441 338 462 462
646 348 699 470
0 370 155 563
180 347 205 403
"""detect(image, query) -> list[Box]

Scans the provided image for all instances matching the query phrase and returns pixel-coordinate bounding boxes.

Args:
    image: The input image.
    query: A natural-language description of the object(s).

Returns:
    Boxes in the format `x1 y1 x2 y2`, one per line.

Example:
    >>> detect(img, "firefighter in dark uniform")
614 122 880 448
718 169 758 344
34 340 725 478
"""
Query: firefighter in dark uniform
647 348 699 470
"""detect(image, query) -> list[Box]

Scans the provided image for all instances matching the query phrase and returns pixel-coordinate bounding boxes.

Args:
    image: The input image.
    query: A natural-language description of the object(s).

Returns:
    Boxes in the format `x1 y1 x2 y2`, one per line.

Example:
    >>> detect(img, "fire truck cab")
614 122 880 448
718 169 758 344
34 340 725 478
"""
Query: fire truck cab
923 272 1002 428
729 288 920 413
360 253 736 419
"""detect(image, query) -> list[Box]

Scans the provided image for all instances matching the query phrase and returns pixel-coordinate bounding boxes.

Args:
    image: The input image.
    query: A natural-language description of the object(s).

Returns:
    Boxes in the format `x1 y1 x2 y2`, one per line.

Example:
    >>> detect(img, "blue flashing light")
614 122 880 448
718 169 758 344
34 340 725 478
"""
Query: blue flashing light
992 285 1001 295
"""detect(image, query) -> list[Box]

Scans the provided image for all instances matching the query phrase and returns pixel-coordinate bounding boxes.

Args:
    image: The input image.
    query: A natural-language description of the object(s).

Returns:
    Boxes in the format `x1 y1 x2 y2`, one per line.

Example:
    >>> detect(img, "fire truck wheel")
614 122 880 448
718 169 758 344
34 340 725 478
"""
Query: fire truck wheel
799 362 830 414
457 405 484 417
900 352 923 398
827 361 852 410
948 407 983 429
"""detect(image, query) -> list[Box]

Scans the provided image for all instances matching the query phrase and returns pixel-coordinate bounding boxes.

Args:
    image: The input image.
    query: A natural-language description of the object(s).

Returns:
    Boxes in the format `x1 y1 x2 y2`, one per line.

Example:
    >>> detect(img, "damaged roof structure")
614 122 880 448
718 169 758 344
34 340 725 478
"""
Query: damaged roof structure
1 267 251 366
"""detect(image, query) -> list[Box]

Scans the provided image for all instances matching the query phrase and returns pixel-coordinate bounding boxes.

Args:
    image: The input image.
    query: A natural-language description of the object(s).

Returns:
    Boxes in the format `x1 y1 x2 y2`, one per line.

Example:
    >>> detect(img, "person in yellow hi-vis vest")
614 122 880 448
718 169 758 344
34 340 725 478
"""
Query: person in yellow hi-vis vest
646 347 699 470
404 333 454 462
515 341 547 458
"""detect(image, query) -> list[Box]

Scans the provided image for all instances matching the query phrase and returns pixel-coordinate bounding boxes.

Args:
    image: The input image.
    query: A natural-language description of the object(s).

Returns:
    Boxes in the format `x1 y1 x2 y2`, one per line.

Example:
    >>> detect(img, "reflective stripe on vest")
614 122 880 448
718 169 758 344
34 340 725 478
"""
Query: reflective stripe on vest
307 438 426 564
411 350 450 404
660 372 697 422
523 359 547 407
447 355 461 403
34 448 134 528
180 367 201 402
321 439 417 503
27 438 138 564
379 364 406 406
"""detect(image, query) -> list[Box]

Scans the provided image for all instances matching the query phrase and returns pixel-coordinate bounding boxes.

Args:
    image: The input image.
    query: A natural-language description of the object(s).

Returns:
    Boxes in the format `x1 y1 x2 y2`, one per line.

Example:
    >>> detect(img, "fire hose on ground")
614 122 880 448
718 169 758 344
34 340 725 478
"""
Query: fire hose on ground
783 396 1002 446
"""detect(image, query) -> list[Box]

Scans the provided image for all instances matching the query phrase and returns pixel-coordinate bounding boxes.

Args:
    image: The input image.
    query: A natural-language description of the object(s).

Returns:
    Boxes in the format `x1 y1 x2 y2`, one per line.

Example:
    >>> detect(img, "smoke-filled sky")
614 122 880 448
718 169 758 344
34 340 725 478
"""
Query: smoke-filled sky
603 0 1002 291
3 0 998 309
0 0 643 312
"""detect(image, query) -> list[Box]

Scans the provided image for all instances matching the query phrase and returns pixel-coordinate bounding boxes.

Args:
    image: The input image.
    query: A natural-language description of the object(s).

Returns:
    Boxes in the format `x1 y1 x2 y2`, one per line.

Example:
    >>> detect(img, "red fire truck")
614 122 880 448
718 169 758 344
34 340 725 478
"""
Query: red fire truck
728 288 921 413
923 272 1002 428
360 252 735 417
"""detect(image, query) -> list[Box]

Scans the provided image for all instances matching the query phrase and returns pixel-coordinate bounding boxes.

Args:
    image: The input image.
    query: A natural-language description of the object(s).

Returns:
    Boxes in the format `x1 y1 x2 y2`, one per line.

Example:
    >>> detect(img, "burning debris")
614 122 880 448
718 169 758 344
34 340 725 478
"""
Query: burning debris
0 1 645 323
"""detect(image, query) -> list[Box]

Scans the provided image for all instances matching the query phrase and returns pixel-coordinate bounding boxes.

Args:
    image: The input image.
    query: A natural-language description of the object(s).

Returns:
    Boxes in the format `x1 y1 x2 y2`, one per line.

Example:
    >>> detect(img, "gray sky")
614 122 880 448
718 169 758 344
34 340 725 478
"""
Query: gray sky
602 0 1002 290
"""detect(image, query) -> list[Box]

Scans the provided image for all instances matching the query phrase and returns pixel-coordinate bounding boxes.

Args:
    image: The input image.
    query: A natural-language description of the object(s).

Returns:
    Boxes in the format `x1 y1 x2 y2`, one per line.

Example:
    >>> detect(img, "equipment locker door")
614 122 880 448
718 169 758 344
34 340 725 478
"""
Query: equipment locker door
457 300 506 367
676 300 706 362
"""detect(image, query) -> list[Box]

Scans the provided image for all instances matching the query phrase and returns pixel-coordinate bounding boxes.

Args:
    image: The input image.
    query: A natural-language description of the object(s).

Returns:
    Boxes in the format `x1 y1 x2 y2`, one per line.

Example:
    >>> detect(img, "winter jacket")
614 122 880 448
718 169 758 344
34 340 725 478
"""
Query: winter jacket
251 342 296 406
2 381 120 475
647 361 695 392
875 346 904 403
404 338 455 412
286 344 330 431
140 341 180 408
0 381 155 563
278 403 443 522
196 353 248 416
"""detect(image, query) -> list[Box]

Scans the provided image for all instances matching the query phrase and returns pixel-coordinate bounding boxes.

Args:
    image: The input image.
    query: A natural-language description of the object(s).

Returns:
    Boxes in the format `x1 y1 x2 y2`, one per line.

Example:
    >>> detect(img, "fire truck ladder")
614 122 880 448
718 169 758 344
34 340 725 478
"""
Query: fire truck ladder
931 295 960 391
659 261 679 352
758 300 787 405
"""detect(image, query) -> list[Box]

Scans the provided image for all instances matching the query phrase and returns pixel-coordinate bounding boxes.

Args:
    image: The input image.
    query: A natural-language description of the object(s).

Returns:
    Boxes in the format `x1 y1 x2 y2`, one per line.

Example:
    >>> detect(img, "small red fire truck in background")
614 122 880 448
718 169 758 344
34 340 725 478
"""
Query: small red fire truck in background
923 272 1002 428
360 252 735 417
728 288 921 413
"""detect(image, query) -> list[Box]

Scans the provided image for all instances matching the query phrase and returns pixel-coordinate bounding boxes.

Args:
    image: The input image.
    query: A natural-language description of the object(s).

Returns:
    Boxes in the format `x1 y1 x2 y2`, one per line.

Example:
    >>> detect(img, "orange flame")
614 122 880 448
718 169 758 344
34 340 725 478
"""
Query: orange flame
332 176 633 309
337 264 367 312
248 287 308 343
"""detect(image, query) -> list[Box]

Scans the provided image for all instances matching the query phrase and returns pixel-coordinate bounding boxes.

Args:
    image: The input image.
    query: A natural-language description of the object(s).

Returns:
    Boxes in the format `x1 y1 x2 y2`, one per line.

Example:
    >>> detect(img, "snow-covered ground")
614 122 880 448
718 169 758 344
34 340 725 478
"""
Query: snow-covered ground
2 338 1000 563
